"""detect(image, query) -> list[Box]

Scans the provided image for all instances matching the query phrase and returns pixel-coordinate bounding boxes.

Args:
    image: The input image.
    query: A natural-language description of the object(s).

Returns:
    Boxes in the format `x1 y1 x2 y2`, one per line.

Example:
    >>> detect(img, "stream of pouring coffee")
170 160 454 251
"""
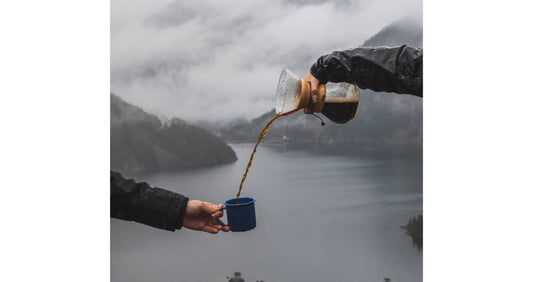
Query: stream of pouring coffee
235 108 299 203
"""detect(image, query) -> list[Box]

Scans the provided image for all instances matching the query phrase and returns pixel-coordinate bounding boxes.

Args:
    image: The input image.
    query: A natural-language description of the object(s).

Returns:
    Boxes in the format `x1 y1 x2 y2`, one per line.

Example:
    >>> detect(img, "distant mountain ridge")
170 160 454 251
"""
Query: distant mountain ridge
210 19 423 156
111 94 237 174
362 18 422 48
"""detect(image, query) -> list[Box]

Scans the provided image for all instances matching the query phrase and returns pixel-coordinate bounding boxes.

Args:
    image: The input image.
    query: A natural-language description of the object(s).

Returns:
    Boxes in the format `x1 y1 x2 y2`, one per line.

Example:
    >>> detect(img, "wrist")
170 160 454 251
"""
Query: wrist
176 197 189 230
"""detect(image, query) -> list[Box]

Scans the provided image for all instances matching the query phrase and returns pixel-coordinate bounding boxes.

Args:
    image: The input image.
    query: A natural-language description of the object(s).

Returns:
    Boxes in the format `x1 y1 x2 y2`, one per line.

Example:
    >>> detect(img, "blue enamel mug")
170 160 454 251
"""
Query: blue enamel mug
221 197 256 232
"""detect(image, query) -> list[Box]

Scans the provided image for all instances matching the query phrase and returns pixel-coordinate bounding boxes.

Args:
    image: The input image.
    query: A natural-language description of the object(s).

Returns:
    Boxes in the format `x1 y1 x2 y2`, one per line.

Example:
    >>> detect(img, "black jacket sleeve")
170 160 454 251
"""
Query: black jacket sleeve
310 45 423 97
110 171 189 231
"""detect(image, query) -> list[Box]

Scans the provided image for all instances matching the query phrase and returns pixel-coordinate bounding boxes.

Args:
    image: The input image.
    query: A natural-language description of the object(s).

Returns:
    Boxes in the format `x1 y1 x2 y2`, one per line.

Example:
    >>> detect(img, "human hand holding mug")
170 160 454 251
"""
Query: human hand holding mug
183 200 231 234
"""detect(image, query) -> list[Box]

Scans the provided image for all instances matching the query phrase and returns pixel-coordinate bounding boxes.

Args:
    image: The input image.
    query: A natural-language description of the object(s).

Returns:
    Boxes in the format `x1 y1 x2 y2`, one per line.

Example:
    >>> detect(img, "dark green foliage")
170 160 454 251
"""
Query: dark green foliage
111 94 237 174
402 214 423 249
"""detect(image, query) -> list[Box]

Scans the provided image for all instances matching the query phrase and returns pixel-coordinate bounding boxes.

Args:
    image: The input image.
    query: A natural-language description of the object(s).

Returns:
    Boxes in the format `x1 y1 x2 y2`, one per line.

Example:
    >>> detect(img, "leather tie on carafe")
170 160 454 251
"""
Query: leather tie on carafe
300 79 326 126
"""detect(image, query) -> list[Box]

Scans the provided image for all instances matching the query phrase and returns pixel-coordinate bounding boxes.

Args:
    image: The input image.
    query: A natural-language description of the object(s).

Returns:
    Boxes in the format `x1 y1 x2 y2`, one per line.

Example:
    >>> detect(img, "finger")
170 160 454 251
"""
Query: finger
212 219 229 232
203 225 220 234
213 211 223 218
211 220 230 233
211 216 221 225
310 82 319 103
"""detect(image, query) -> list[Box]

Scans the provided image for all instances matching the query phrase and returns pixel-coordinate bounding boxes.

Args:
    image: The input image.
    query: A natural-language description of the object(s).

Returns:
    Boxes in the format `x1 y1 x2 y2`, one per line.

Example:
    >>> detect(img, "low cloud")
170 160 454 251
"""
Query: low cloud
111 0 422 122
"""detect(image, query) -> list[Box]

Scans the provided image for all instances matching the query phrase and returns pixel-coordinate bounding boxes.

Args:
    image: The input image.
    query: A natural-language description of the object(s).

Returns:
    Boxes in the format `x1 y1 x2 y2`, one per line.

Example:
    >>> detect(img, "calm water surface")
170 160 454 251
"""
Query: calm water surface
111 144 422 282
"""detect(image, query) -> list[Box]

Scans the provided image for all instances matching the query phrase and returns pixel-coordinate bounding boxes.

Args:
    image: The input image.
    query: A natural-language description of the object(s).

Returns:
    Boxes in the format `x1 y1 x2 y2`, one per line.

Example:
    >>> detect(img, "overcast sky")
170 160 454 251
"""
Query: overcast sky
111 0 422 122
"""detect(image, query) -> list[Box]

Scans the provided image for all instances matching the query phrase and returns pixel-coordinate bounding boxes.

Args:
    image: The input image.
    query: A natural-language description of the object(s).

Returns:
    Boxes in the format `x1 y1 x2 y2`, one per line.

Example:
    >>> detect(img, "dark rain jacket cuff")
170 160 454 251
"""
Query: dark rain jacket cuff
110 170 191 232
310 62 329 84
175 197 189 230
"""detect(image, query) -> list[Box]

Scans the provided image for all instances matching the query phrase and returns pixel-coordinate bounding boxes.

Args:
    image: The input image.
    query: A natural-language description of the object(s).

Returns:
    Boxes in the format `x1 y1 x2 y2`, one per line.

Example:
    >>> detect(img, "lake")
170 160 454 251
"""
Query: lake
111 143 423 282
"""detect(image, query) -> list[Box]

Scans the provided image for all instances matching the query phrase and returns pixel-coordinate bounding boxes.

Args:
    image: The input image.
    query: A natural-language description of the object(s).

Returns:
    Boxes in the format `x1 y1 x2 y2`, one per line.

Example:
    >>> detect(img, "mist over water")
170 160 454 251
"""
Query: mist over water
111 144 422 282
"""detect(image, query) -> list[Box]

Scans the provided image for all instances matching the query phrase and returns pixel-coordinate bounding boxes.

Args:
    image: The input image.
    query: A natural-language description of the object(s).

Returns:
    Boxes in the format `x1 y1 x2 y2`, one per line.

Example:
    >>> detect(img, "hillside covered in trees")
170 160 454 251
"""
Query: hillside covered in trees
111 94 237 174
402 214 423 250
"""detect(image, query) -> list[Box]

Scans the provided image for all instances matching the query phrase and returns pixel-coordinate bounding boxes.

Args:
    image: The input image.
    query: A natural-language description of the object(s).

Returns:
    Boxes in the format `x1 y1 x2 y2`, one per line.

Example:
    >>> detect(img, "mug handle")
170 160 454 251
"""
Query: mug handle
217 205 228 227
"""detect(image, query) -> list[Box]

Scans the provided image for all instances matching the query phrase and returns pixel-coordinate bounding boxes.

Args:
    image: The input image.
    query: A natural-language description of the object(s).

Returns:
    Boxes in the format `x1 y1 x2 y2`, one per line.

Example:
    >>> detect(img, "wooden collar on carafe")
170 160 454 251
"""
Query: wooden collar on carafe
298 78 325 114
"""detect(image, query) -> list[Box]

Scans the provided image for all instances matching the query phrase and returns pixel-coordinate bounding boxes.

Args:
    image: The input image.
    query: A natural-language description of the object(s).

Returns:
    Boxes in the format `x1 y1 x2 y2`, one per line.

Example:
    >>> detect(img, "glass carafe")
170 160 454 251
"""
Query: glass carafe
275 67 360 124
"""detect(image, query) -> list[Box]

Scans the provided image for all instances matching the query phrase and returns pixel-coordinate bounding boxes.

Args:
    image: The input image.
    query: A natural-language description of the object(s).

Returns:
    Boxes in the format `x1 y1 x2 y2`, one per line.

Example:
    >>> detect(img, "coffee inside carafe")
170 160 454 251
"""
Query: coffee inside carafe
319 82 360 124
321 101 359 124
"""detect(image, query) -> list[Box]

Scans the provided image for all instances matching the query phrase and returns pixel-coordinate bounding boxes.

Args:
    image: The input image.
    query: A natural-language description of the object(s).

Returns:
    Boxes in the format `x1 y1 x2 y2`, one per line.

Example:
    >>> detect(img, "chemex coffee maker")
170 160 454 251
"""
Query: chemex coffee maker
275 68 361 124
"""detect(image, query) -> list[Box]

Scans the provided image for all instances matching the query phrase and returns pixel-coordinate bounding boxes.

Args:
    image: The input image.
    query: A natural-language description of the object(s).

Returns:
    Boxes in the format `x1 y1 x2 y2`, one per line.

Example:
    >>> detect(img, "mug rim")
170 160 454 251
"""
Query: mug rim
225 197 256 207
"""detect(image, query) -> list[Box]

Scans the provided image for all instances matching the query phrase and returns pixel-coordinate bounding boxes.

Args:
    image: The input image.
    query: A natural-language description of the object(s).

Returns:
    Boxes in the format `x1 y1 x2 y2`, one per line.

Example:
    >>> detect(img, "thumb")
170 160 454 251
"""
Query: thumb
202 202 223 213
310 80 319 103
